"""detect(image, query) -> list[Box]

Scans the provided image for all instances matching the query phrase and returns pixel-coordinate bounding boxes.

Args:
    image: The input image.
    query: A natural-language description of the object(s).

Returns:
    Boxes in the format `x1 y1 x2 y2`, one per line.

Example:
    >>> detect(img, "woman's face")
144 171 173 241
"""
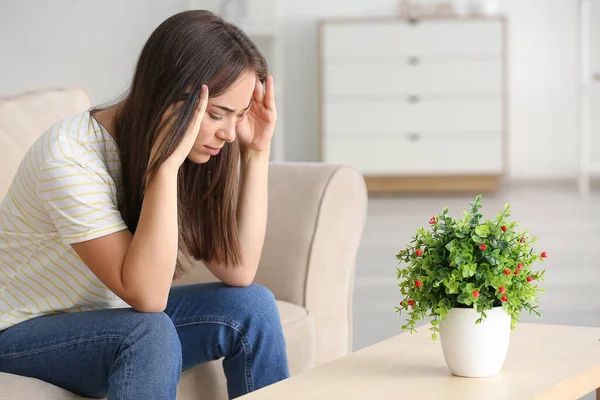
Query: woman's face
187 70 256 163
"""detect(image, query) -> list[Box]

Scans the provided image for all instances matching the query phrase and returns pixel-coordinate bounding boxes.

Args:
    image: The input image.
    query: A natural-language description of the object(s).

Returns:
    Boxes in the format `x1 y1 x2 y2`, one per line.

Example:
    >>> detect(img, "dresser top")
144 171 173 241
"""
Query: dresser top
319 15 506 25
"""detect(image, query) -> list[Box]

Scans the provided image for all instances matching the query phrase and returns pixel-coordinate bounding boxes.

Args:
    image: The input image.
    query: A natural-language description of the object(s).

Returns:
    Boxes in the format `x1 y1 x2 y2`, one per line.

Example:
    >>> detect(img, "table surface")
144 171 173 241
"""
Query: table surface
240 323 600 399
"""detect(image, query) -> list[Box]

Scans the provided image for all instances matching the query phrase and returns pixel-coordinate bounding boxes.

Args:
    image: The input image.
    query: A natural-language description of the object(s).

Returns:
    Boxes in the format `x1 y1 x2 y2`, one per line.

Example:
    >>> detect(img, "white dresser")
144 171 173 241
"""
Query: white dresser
579 0 600 196
319 17 506 193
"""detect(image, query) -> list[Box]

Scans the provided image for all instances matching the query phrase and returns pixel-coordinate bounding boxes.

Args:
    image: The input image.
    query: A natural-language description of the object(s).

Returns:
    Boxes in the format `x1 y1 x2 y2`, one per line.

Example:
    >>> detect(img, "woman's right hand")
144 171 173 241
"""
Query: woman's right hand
149 84 209 172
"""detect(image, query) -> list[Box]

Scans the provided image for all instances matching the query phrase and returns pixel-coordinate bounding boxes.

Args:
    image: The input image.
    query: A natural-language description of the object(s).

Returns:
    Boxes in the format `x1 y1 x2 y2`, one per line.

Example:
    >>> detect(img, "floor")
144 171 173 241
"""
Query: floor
351 181 600 399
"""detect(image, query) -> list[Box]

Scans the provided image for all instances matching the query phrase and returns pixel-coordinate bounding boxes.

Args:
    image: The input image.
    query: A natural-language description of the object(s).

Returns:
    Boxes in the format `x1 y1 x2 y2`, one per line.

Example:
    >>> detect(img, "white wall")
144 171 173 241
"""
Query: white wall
279 0 581 180
498 0 580 179
0 0 582 180
0 0 188 104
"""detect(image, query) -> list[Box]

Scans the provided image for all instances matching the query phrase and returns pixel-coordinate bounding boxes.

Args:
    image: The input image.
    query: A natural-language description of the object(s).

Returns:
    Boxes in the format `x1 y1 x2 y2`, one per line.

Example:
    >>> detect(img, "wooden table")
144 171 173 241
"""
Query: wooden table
241 323 600 399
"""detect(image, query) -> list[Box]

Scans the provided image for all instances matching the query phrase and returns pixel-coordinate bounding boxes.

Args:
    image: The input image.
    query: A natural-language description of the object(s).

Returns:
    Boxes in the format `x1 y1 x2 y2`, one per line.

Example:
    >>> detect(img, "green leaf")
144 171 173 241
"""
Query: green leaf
475 225 489 237
452 270 462 280
458 293 473 306
462 263 477 278
446 281 460 294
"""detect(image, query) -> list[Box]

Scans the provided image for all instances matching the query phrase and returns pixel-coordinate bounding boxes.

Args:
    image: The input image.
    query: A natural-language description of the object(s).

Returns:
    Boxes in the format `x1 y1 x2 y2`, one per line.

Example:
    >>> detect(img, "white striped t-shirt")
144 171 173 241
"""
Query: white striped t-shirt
0 110 131 330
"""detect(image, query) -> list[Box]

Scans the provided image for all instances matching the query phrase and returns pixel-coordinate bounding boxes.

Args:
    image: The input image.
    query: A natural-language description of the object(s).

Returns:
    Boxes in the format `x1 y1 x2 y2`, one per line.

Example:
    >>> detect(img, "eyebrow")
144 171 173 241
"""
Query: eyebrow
212 101 252 114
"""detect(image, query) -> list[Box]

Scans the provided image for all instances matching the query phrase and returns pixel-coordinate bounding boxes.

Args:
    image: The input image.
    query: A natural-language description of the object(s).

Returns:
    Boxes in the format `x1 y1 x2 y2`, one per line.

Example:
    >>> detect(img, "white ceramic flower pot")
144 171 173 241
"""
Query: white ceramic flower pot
439 306 511 378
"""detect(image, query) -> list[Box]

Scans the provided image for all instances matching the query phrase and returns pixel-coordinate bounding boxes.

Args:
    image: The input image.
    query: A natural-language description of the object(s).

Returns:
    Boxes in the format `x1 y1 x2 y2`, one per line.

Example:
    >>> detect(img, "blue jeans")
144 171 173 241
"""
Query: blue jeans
0 283 290 399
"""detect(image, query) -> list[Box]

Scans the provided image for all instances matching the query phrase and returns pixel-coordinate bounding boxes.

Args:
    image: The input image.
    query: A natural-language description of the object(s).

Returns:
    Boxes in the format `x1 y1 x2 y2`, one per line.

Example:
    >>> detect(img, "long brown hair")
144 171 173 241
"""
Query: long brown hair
96 10 268 277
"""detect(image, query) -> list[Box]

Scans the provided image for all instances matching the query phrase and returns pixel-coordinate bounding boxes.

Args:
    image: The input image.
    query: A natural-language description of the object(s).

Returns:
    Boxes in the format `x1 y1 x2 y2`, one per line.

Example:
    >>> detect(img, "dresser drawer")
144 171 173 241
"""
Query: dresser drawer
324 60 502 97
324 99 502 135
323 134 502 175
321 20 503 59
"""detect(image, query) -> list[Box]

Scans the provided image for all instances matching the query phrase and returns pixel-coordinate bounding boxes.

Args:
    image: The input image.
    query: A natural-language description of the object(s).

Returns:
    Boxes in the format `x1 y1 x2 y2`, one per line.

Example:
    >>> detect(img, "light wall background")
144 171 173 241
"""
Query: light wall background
0 0 582 180
0 0 186 104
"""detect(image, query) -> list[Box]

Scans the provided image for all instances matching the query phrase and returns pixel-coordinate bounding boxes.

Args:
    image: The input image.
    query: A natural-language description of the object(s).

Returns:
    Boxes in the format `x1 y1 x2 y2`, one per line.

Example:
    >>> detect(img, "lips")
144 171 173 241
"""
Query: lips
204 145 221 156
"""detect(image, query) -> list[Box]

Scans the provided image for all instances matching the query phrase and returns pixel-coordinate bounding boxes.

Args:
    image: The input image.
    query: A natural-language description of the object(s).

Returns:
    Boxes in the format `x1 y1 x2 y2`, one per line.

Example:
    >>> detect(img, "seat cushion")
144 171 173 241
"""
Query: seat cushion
0 300 316 400
0 88 91 199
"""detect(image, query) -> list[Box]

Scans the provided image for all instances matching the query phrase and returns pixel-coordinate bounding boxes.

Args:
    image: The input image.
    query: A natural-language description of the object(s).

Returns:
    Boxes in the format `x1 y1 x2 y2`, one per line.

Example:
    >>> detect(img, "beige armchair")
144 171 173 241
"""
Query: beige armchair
0 88 368 399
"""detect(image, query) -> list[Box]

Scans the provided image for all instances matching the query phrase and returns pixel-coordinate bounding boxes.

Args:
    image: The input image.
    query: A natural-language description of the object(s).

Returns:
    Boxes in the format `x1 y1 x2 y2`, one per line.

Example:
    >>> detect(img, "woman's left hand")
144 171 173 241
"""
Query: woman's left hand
236 75 277 154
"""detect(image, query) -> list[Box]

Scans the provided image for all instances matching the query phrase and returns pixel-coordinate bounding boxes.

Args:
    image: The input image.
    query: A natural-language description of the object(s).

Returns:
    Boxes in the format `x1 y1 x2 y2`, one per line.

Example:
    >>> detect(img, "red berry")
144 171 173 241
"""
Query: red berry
479 244 487 251
527 277 534 283
501 295 508 303
499 287 506 294
503 268 511 276
400 301 404 306
429 217 436 224
514 270 519 275
415 280 423 288
501 225 507 232
407 300 415 307
415 249 423 257
517 263 524 270
541 251 547 258
520 236 525 243
473 290 480 298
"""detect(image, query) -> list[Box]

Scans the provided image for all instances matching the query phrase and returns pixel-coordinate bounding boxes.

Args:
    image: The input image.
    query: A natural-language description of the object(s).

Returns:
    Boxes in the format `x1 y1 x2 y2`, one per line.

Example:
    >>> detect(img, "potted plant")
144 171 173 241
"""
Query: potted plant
395 195 546 378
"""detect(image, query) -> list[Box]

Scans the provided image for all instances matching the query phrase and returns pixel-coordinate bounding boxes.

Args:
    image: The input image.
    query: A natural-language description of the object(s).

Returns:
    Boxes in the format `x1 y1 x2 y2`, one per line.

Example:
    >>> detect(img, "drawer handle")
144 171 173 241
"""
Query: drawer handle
407 95 420 103
407 56 421 66
407 132 421 141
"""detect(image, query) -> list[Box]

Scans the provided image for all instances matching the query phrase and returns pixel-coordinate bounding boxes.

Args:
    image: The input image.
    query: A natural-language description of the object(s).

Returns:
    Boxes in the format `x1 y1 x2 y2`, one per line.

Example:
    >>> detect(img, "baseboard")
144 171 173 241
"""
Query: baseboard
364 175 501 194
508 177 600 191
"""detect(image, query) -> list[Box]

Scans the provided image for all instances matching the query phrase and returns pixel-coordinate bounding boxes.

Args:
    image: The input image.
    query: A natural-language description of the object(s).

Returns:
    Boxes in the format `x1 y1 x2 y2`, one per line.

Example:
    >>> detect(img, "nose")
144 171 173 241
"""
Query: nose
216 121 236 143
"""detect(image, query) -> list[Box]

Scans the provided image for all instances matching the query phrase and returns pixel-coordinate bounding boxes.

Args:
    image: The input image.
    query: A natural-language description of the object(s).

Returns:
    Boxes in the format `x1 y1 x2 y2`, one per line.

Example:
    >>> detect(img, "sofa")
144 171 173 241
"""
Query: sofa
0 88 368 399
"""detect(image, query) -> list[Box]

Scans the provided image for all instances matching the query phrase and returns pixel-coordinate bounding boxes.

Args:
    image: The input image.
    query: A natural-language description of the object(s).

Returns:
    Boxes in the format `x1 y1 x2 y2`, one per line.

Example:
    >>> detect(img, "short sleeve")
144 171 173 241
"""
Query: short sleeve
36 157 128 244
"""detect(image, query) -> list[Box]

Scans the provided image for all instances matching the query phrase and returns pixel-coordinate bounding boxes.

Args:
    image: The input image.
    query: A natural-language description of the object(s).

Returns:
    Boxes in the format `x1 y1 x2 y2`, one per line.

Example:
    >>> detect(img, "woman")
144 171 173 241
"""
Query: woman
0 10 289 400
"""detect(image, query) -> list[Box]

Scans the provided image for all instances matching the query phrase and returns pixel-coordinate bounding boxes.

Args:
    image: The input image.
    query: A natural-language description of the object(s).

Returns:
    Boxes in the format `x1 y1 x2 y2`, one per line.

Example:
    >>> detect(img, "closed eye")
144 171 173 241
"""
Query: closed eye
209 113 223 121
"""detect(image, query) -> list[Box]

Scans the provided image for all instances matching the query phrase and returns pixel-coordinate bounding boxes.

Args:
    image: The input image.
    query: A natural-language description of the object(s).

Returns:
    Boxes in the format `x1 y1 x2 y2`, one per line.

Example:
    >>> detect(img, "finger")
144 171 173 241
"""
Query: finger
264 75 276 111
196 84 209 116
253 77 264 104
190 85 209 134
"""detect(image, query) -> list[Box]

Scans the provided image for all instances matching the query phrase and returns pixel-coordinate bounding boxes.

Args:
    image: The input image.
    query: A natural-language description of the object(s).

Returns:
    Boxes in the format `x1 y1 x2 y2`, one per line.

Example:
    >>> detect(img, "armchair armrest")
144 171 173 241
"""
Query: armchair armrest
256 162 367 365
174 162 368 366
